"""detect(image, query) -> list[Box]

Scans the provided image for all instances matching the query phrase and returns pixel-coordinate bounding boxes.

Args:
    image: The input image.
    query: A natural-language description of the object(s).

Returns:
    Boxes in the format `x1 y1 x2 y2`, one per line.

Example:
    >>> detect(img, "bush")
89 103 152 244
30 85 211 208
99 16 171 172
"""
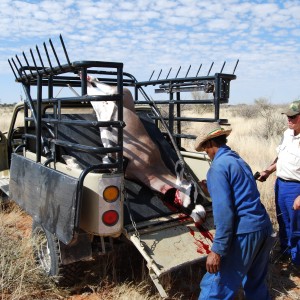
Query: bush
230 104 259 119
253 98 286 139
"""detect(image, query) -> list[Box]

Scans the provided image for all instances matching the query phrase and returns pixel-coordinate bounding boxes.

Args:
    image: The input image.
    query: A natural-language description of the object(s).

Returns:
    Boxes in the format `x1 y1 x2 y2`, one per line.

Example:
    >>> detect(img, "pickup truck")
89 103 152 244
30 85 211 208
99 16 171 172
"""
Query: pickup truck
0 36 236 298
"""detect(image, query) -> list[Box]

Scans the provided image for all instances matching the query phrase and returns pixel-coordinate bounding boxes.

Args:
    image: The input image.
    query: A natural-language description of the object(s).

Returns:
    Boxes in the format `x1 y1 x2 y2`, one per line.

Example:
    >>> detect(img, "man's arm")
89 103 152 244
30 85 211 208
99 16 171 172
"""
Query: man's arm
206 166 234 272
257 157 278 182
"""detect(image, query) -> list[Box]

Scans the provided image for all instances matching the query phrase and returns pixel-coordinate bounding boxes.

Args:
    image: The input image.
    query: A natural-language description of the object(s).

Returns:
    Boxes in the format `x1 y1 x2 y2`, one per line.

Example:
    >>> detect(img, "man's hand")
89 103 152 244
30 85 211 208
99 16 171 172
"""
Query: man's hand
206 251 221 274
257 170 270 182
199 180 210 197
293 195 300 210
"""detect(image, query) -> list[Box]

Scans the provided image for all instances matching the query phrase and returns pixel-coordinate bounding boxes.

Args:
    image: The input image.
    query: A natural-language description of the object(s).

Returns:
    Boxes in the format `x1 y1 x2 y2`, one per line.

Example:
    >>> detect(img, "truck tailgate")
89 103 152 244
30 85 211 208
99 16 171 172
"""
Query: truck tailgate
124 212 214 277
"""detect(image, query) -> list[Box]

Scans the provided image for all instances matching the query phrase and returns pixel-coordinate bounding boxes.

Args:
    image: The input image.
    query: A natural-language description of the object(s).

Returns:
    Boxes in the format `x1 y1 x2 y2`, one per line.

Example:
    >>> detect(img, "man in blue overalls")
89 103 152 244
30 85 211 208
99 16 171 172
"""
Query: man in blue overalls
195 122 274 300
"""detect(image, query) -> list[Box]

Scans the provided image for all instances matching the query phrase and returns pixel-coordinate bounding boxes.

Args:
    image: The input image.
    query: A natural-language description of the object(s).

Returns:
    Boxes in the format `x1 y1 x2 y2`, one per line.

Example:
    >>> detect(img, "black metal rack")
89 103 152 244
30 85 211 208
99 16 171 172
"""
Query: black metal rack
129 65 237 149
8 35 237 164
8 36 125 176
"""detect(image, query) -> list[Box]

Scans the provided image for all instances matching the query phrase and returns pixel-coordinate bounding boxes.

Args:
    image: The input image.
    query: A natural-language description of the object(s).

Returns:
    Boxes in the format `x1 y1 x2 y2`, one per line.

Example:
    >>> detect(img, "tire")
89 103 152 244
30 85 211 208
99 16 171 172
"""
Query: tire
31 221 82 286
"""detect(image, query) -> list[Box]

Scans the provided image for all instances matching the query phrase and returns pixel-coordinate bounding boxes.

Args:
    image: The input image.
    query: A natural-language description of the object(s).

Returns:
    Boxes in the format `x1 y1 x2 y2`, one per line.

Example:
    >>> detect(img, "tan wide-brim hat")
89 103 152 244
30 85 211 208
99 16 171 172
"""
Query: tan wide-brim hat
194 122 232 152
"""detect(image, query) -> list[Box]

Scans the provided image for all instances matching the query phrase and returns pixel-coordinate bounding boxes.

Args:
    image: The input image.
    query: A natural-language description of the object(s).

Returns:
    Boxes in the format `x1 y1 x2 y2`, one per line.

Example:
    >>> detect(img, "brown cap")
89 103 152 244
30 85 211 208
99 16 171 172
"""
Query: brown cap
282 100 300 117
194 122 232 152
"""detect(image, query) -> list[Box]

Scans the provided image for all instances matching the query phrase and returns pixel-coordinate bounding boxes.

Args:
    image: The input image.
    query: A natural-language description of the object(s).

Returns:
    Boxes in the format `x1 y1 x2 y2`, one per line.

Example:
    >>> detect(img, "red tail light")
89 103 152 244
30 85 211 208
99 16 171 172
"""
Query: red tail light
102 210 119 226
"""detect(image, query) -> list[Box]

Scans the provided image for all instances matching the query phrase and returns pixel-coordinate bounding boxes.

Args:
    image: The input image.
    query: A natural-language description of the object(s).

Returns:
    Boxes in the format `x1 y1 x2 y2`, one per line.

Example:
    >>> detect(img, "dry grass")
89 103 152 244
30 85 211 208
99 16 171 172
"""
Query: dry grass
0 203 64 300
1 104 300 299
0 106 14 133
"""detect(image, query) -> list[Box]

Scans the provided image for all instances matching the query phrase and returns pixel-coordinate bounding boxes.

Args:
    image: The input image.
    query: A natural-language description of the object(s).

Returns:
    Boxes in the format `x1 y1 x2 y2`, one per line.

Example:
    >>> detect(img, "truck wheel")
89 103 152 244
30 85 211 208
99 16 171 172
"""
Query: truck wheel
32 221 81 286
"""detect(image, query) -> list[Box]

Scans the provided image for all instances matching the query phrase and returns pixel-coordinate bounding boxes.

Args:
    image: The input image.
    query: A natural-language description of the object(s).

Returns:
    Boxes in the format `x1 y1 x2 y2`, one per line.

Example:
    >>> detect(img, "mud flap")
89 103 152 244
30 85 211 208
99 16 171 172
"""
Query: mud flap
124 213 215 298
9 153 79 245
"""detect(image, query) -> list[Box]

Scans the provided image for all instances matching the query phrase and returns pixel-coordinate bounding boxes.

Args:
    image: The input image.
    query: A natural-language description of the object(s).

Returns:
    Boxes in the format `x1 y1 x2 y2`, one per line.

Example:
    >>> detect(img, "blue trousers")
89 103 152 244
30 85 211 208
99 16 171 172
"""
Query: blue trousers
199 226 274 300
275 178 300 265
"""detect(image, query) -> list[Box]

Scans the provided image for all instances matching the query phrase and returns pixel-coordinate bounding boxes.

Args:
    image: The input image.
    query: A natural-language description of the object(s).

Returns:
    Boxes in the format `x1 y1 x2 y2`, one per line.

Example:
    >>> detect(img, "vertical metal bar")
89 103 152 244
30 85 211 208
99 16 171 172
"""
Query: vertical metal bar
134 86 138 101
22 52 34 76
176 91 181 148
166 67 172 79
220 61 226 73
233 59 239 74
214 74 220 121
43 42 54 72
30 48 41 75
149 70 155 81
11 58 22 78
175 66 181 78
207 62 214 76
24 85 30 150
81 68 87 96
48 76 53 99
169 92 174 136
196 64 202 77
48 75 56 163
157 69 162 80
8 59 18 80
36 74 42 162
117 64 124 173
36 45 47 74
185 65 191 77
60 34 72 67
58 99 61 120
49 38 63 70
15 55 28 78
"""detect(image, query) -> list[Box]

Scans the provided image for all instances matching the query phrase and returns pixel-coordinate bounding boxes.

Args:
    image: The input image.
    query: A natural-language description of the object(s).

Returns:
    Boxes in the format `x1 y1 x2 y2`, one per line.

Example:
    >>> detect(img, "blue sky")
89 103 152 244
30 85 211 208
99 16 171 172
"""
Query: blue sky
0 0 299 105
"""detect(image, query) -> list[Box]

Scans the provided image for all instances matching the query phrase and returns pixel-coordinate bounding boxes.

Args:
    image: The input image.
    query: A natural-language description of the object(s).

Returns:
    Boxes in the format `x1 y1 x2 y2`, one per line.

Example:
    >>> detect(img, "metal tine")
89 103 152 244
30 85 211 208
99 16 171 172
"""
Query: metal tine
49 38 63 71
43 42 54 72
15 54 28 78
10 58 22 78
8 59 18 80
207 62 214 76
149 70 155 81
60 34 71 67
196 63 202 77
233 59 239 74
166 67 172 79
22 52 34 76
185 65 191 77
30 48 41 75
36 45 47 74
175 66 181 78
220 61 226 73
157 69 162 80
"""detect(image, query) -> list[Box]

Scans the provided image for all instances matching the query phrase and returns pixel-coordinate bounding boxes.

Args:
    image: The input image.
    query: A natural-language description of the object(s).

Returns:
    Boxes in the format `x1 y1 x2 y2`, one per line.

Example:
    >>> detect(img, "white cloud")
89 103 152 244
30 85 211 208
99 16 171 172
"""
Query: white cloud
0 0 299 105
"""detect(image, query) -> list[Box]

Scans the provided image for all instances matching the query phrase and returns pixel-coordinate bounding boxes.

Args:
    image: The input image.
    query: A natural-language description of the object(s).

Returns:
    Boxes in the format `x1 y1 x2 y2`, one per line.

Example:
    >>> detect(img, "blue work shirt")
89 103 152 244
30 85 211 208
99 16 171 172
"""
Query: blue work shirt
207 145 271 256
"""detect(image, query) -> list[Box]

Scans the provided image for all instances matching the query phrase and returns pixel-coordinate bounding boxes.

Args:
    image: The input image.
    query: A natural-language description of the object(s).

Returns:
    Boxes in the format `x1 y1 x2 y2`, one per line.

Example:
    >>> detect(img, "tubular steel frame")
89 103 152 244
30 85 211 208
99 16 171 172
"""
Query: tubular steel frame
8 35 237 206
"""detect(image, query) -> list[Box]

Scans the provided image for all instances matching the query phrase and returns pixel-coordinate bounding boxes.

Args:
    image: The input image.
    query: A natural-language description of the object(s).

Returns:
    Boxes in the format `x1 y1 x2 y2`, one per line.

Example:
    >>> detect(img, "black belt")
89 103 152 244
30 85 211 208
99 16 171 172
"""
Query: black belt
278 177 300 183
